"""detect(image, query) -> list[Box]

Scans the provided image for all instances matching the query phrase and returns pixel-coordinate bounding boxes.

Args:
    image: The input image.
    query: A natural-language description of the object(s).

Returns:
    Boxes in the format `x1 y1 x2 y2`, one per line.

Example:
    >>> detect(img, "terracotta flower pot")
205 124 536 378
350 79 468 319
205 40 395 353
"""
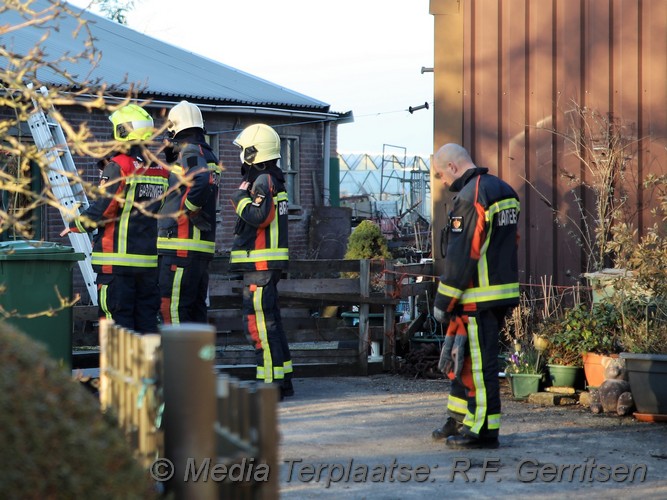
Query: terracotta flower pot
582 352 619 388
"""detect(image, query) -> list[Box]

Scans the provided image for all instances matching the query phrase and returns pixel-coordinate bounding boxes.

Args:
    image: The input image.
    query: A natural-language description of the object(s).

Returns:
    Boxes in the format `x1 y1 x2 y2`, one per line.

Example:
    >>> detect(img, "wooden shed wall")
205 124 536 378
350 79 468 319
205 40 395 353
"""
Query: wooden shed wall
430 0 667 286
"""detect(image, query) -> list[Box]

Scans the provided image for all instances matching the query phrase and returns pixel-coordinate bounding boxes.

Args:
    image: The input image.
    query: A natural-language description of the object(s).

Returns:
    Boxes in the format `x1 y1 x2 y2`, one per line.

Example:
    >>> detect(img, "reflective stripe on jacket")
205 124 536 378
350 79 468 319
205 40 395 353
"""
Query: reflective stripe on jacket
230 173 289 272
69 153 169 275
435 167 520 312
157 140 220 262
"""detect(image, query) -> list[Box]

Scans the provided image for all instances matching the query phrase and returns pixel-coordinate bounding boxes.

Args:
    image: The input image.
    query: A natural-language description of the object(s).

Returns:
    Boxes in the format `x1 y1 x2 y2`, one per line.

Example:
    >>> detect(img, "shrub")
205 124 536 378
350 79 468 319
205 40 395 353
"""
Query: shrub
0 321 155 498
344 220 392 261
607 173 667 354
560 303 622 355
344 220 392 292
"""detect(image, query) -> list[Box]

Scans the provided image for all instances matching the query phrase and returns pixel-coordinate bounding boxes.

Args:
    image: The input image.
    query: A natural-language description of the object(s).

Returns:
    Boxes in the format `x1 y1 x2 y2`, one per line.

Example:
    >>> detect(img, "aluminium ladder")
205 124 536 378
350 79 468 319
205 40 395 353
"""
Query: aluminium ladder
27 85 98 305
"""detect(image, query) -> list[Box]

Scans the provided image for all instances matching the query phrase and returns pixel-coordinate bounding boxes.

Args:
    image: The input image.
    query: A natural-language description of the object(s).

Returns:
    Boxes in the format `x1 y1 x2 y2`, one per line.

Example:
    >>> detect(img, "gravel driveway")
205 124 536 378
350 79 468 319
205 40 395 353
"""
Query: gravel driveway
277 374 667 499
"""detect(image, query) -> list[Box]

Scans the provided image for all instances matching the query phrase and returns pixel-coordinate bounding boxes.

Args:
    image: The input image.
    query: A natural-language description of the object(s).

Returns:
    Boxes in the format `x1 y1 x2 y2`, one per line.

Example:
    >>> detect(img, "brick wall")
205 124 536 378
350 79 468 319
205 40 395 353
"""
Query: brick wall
2 105 338 298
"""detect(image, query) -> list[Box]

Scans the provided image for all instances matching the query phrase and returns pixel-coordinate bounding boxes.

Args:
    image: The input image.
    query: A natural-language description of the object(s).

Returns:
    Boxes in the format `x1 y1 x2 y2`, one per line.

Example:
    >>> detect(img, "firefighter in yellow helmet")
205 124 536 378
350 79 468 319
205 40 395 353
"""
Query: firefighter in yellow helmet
230 123 293 399
62 104 169 333
158 101 221 324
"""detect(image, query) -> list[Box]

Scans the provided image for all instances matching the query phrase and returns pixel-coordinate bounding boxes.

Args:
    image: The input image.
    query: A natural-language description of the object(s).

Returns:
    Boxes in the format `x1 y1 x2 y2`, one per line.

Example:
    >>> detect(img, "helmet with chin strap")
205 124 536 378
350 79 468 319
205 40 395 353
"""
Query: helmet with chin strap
167 100 204 138
233 123 281 165
109 104 154 141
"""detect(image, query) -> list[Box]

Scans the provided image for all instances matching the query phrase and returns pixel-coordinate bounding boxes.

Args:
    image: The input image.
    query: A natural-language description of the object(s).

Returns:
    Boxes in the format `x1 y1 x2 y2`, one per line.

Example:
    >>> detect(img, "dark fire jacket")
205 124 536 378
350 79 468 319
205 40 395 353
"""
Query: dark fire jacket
435 167 520 313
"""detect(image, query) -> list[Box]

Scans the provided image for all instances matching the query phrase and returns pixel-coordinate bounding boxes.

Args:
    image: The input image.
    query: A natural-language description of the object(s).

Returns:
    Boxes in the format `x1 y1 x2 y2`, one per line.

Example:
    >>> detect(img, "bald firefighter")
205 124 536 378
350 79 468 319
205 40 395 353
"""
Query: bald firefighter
432 143 520 449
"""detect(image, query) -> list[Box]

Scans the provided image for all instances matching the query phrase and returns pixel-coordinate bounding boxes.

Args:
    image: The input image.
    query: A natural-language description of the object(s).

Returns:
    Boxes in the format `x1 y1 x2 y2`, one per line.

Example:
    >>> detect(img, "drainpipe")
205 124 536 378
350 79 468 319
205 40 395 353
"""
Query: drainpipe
323 122 331 206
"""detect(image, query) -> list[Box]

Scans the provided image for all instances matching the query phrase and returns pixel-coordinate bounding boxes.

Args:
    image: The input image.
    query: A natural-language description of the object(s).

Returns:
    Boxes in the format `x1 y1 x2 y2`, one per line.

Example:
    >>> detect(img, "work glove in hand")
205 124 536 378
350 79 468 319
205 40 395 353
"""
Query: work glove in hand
433 305 450 324
438 334 455 374
451 333 468 382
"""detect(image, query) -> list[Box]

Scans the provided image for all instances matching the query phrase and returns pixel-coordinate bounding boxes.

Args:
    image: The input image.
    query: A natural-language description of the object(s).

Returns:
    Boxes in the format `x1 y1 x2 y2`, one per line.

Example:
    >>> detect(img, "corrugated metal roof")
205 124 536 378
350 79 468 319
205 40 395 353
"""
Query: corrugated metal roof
1 0 331 112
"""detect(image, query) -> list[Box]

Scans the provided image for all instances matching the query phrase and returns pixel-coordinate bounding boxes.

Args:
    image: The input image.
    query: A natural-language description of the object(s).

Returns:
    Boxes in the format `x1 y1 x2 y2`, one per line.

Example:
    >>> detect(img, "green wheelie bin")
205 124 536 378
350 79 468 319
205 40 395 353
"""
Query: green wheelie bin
0 240 84 368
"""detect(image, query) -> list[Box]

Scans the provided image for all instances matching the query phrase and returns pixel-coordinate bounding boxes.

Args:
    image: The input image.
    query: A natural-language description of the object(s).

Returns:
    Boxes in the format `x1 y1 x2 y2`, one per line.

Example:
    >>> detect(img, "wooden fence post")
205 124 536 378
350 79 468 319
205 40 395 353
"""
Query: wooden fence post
99 318 112 411
254 383 279 500
161 323 217 500
383 260 396 371
358 259 370 375
138 334 161 467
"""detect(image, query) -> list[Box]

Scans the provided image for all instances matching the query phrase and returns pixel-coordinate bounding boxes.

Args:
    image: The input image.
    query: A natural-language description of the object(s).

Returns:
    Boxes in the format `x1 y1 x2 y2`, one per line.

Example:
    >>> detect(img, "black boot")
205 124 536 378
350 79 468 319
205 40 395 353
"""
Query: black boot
281 379 294 398
445 434 499 449
431 416 461 440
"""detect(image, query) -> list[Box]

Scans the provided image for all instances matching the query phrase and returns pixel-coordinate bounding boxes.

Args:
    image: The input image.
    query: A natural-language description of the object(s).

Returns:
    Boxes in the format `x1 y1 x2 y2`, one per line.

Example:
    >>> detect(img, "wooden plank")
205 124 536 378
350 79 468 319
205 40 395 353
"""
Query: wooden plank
74 304 99 322
393 262 437 277
358 259 370 376
210 257 370 275
383 261 396 371
139 334 161 465
209 312 341 332
286 259 361 274
216 326 385 345
208 277 362 300
99 319 110 410
255 384 279 500
398 282 437 299
277 291 398 306
217 362 365 379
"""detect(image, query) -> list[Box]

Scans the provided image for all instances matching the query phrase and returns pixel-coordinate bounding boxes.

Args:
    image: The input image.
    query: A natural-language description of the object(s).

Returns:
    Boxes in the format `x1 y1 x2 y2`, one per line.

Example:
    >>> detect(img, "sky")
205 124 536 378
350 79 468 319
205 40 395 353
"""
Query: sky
67 0 435 156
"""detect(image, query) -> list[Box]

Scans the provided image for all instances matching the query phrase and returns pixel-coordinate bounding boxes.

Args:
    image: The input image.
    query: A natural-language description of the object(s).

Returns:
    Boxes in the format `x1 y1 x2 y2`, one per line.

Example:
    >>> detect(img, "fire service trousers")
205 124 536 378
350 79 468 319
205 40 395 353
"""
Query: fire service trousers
242 270 293 386
97 269 160 334
446 307 507 439
159 256 210 325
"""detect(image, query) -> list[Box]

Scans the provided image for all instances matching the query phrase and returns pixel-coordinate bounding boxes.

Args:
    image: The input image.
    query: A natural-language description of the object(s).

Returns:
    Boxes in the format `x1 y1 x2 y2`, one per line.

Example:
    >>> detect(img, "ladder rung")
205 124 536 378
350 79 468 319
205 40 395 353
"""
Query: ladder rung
28 85 97 306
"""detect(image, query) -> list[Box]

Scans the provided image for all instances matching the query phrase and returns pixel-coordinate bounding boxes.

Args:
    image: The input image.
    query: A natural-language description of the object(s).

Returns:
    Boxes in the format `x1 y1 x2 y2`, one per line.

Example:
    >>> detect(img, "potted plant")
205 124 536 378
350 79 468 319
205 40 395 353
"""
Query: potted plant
505 343 545 399
608 173 667 417
539 317 585 389
559 303 623 388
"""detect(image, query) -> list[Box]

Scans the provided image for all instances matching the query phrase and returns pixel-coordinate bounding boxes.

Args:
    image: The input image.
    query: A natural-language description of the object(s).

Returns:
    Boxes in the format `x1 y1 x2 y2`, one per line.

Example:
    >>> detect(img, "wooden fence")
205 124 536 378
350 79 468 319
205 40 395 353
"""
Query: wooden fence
207 258 438 377
99 319 279 499
99 319 162 469
76 258 439 377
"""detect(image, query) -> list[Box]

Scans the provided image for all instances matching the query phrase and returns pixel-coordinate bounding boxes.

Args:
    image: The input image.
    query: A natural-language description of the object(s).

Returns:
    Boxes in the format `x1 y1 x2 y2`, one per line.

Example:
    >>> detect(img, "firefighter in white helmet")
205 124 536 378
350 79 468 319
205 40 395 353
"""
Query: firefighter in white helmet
230 123 293 399
62 104 169 333
158 100 221 324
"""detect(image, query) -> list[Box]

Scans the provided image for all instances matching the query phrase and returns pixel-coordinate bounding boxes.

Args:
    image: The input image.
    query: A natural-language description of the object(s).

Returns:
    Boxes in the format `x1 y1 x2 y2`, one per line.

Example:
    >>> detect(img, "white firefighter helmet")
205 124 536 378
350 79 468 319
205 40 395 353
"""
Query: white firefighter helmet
233 123 281 165
167 100 204 137
109 104 154 142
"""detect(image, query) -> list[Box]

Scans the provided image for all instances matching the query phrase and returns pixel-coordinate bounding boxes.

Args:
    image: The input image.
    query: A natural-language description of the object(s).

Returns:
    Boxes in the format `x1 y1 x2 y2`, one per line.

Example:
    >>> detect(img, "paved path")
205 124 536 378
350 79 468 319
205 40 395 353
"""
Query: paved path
276 374 667 499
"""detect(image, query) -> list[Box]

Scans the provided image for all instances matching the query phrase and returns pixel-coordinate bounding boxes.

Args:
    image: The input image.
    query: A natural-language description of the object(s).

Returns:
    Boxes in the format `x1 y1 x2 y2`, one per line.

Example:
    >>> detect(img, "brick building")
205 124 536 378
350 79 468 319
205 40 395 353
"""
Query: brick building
1 0 352 301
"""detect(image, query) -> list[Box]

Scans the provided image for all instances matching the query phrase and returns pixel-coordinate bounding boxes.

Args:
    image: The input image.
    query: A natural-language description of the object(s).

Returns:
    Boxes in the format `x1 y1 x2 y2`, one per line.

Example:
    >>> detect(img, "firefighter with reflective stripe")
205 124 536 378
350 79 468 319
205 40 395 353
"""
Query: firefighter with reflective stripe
62 104 169 333
158 101 221 324
431 143 520 449
230 123 293 399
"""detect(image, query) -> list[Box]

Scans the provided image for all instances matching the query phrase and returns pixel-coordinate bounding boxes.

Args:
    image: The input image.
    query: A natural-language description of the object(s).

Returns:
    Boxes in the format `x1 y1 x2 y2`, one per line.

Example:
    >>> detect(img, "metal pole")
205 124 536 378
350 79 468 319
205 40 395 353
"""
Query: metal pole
161 323 217 500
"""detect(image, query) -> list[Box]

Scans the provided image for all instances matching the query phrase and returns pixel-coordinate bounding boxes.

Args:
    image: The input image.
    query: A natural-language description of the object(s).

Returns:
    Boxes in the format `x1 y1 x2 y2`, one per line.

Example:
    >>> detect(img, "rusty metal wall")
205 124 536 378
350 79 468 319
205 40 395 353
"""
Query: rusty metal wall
430 0 667 286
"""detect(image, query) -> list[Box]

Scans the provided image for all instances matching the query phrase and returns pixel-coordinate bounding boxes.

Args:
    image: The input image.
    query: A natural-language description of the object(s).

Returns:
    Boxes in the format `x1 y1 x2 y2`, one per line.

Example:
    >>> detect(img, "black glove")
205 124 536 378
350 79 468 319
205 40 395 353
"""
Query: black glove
187 209 211 232
164 144 179 164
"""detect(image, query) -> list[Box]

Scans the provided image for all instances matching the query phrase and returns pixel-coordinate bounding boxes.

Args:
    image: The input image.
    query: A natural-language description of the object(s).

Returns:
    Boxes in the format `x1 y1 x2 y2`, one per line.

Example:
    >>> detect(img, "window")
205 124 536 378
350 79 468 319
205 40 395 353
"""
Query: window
280 136 299 207
0 151 42 240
